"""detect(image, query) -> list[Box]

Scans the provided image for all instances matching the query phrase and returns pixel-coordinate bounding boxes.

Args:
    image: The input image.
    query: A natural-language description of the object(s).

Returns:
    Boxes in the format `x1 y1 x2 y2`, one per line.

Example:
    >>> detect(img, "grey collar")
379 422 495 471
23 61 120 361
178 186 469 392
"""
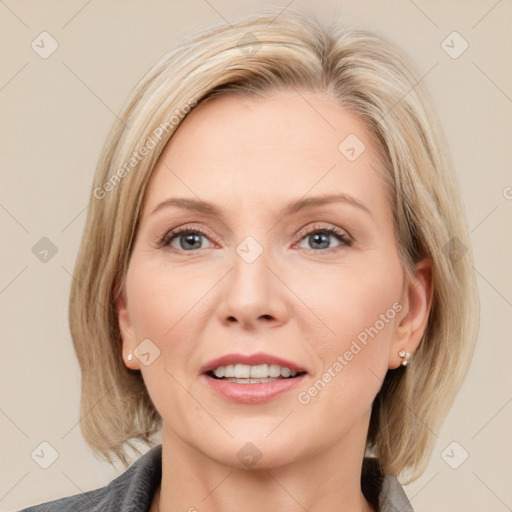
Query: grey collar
361 457 414 511
21 444 414 511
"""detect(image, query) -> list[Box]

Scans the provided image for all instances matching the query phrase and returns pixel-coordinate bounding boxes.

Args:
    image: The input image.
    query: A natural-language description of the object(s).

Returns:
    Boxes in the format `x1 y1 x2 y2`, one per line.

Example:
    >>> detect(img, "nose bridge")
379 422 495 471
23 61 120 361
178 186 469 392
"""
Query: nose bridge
217 232 289 328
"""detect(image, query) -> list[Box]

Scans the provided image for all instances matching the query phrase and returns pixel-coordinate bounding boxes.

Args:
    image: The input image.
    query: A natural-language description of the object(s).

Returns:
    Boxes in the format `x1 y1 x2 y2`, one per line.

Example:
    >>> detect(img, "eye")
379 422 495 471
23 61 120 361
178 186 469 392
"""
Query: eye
159 223 352 253
295 224 352 251
159 226 215 252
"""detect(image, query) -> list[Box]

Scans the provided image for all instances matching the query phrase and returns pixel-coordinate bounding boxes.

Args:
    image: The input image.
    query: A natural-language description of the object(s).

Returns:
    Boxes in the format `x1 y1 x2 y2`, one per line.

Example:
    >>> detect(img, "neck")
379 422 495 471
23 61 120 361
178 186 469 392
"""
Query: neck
153 421 376 512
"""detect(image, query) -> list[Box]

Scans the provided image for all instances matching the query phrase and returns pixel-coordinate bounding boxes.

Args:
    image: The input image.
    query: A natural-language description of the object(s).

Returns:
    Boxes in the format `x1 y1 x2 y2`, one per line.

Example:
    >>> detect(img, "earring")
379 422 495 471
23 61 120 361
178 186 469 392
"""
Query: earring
398 349 411 367
127 353 133 361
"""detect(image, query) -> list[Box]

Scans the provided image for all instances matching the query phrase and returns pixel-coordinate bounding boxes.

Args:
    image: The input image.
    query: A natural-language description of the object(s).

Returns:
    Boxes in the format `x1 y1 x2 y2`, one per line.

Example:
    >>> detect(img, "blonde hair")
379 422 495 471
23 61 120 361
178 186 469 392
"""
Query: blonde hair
69 7 479 481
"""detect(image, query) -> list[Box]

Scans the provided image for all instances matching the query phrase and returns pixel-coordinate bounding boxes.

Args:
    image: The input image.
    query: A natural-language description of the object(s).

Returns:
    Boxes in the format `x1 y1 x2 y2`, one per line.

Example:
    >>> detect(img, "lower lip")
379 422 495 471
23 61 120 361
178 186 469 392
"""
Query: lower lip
201 373 307 404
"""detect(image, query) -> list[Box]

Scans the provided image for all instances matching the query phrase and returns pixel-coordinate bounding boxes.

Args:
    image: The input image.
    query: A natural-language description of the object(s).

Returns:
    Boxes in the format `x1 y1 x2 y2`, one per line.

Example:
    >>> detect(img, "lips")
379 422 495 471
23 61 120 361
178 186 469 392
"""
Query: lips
199 352 308 375
199 352 308 404
202 372 307 403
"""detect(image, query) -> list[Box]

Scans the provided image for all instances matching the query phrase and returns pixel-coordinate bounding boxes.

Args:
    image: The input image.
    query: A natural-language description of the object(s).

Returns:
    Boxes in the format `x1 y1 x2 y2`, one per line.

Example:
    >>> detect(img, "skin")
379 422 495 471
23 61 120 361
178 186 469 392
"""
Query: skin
116 89 432 512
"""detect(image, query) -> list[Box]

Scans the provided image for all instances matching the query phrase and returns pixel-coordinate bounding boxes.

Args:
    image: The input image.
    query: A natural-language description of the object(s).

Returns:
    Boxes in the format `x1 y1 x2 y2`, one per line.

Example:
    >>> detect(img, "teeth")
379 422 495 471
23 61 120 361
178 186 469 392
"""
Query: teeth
211 363 299 379
226 378 278 384
268 364 281 377
250 364 268 378
213 366 225 378
235 363 250 378
281 367 291 378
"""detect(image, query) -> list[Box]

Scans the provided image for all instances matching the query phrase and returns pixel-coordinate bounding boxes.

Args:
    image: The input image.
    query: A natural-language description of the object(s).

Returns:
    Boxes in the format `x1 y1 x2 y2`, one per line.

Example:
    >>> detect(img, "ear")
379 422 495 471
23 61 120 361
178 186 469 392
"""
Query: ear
115 279 140 371
389 258 433 369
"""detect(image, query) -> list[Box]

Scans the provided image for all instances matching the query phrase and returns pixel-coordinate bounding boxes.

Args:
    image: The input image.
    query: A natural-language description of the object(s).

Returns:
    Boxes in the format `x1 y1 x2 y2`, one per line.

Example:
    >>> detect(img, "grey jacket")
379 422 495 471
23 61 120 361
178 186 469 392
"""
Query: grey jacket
18 444 414 511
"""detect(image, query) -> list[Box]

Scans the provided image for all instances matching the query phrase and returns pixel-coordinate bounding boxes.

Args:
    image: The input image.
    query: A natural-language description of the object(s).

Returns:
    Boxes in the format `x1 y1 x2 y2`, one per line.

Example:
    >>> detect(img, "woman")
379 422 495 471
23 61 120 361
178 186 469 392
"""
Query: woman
21 7 479 512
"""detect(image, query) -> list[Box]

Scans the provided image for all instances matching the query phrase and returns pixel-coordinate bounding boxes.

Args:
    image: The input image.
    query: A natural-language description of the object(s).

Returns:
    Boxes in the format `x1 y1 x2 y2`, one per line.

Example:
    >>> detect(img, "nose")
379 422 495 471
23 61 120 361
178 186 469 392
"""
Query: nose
216 240 290 330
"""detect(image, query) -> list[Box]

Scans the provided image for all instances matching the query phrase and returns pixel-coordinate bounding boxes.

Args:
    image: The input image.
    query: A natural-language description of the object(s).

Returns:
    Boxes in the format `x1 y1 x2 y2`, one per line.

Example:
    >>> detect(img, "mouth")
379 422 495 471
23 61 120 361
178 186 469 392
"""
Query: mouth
206 363 307 384
200 354 308 404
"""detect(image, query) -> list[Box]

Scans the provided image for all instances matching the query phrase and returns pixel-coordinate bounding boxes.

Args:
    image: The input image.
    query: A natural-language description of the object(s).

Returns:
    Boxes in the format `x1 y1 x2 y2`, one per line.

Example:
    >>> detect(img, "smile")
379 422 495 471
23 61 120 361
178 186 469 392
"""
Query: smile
209 363 303 382
202 373 307 403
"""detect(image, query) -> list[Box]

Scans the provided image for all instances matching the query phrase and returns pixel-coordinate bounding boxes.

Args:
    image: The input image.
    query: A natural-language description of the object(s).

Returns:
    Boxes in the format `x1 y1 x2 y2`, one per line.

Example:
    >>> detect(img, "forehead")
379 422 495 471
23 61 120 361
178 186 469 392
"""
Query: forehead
141 89 390 222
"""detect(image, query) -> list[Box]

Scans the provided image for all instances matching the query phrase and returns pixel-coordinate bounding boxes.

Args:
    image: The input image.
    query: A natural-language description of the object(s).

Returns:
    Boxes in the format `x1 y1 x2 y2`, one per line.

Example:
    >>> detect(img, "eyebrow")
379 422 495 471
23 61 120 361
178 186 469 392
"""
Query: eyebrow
150 192 373 219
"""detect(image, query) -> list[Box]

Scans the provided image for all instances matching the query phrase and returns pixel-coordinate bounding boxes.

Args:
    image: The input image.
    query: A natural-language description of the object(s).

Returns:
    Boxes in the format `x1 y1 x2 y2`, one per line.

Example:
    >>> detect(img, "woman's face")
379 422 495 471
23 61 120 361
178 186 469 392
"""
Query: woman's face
117 89 425 469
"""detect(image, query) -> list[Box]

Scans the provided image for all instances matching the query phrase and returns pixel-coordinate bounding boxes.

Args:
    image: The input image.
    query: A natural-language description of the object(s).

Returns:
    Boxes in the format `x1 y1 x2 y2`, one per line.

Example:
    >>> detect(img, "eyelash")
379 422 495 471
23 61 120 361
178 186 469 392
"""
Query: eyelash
159 226 213 250
159 224 352 253
296 224 352 251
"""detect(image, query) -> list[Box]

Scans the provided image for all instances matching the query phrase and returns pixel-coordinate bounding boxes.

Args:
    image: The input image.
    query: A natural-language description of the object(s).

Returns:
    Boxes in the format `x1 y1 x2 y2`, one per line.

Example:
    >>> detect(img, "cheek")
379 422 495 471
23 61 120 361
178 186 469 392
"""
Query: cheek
297 259 403 347
124 259 202 419
123 258 200 399
296 259 403 404
125 257 205 339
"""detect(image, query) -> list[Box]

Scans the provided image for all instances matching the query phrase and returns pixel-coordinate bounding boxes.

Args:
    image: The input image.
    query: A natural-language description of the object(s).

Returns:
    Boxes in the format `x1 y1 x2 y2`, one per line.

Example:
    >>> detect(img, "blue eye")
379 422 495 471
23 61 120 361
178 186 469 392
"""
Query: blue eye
159 224 352 253
160 227 214 251
296 226 352 251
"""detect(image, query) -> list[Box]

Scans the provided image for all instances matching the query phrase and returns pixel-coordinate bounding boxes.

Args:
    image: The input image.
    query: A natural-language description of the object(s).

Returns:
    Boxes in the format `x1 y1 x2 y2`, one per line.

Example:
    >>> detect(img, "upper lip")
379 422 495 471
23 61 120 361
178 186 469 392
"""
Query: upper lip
200 352 308 375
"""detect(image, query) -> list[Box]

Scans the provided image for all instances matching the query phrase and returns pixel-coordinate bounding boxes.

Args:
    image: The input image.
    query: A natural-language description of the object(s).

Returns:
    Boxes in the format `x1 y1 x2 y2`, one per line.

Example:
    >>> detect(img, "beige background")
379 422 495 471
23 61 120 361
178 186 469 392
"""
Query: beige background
1 0 511 511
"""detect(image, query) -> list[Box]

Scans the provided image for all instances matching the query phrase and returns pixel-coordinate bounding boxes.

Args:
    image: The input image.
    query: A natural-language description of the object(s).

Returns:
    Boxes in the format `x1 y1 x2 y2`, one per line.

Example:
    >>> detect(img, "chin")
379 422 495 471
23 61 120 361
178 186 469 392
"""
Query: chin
211 441 298 471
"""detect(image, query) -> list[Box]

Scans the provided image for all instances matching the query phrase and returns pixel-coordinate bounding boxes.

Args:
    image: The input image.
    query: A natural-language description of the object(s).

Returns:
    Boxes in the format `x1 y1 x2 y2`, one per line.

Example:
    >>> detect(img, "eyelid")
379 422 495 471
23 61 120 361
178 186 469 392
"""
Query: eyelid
158 224 219 249
294 222 353 245
159 222 353 251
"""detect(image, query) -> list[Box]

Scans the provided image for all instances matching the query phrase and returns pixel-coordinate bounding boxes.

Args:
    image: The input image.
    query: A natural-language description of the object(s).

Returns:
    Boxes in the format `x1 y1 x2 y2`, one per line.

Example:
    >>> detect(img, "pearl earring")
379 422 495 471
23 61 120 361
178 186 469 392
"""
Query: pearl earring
398 349 411 367
127 353 133 361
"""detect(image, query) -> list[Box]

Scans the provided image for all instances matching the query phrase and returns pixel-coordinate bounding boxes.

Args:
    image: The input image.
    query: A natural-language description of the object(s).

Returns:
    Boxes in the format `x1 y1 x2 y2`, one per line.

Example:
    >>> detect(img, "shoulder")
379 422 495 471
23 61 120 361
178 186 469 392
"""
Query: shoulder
361 457 414 512
17 445 162 512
